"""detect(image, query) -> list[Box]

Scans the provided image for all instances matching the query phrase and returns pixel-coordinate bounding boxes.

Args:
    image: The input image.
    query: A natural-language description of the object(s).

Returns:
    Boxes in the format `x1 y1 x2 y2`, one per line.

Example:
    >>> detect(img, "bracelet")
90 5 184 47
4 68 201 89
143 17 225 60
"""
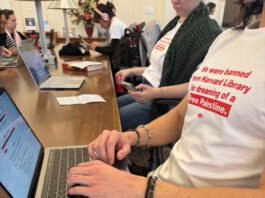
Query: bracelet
130 129 141 147
149 176 158 198
137 125 151 148
144 176 152 198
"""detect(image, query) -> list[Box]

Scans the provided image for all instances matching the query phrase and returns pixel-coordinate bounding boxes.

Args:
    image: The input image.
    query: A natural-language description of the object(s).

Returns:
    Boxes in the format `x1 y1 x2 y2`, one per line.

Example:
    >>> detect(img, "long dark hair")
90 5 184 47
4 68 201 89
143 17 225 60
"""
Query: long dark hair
2 9 14 21
94 1 116 23
0 9 3 26
235 0 263 29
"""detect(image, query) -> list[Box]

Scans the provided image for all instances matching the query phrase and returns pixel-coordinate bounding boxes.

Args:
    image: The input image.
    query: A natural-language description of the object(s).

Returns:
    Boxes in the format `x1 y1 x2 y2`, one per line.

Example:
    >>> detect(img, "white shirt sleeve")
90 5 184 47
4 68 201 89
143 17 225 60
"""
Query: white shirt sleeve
109 24 124 39
109 17 126 40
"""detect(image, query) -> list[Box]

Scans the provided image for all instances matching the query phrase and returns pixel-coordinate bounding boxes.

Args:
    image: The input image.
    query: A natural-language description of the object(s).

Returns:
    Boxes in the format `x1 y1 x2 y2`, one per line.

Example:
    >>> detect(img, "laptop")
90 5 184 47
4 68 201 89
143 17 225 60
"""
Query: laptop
0 53 24 68
0 86 127 198
0 39 43 69
17 42 85 90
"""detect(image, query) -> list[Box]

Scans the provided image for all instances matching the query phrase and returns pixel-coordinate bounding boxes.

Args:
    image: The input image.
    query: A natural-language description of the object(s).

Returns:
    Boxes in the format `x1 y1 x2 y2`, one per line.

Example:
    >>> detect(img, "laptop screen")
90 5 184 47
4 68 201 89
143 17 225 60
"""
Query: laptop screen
0 90 42 198
18 45 50 86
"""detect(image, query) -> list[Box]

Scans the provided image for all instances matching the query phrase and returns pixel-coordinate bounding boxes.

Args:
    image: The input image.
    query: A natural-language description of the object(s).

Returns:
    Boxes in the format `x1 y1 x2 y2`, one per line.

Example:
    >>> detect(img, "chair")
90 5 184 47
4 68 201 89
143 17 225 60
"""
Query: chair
139 20 162 67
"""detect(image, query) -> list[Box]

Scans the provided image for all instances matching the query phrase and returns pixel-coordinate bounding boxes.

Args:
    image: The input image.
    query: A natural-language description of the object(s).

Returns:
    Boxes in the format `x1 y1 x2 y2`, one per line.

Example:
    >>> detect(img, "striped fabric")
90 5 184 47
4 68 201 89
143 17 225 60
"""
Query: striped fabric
5 35 17 49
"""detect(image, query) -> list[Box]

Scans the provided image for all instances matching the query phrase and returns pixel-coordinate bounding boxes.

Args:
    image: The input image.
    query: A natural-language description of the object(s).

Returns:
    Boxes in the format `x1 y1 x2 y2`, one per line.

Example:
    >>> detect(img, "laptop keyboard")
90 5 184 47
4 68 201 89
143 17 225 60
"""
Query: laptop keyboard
40 77 84 89
41 147 90 198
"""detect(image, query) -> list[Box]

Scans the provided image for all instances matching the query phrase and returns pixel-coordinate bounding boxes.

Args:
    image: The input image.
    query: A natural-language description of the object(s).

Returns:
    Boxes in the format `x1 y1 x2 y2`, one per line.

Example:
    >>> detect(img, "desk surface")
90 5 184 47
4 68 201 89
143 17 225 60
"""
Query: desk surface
0 46 121 147
56 37 105 44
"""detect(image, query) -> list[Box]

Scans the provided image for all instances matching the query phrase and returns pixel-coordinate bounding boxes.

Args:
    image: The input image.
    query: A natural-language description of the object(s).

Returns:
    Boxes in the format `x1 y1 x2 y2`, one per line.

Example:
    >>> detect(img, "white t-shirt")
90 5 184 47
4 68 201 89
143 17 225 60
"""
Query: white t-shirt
109 16 126 40
151 22 265 188
143 22 182 88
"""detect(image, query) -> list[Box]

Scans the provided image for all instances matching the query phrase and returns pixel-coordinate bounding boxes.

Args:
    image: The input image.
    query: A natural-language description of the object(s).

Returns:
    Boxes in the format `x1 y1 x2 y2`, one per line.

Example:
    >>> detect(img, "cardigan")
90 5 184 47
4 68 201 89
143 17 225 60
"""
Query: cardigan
149 2 222 120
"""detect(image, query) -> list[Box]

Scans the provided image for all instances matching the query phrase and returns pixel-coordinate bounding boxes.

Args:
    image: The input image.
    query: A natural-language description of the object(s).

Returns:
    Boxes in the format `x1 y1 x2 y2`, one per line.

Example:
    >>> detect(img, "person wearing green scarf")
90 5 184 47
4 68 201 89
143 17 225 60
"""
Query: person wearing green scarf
117 0 222 131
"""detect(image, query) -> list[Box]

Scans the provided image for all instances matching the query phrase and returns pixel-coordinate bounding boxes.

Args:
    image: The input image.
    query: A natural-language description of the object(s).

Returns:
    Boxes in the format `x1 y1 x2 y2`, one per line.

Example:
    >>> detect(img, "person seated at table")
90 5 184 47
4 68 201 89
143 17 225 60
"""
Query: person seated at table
89 1 126 56
117 0 222 131
67 0 265 197
207 2 216 17
0 9 12 58
2 9 27 47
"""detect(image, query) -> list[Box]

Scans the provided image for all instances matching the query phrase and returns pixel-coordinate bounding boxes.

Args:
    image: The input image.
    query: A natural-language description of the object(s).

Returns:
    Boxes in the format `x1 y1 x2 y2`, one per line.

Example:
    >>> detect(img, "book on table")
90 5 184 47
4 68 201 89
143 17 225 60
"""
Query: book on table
62 61 103 72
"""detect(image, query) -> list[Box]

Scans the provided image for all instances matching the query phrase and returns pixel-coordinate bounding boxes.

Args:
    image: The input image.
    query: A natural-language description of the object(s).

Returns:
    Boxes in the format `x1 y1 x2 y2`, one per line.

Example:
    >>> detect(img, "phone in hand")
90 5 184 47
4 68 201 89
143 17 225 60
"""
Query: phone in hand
78 34 91 49
121 81 137 92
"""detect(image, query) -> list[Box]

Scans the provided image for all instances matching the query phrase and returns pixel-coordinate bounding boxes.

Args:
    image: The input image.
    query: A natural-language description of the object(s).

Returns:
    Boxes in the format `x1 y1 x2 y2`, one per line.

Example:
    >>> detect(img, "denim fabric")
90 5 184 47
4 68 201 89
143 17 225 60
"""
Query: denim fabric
118 78 152 131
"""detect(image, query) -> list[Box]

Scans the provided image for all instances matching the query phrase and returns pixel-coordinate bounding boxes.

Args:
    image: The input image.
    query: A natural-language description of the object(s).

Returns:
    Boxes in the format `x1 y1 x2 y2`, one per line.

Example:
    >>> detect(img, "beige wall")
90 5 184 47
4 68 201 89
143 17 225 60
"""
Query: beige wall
8 0 166 38
5 0 225 38
203 0 226 25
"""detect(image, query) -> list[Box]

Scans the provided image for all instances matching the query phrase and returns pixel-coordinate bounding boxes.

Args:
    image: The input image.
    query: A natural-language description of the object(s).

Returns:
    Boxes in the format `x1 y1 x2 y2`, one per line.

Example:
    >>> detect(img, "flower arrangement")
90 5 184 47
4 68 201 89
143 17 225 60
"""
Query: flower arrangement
69 0 99 25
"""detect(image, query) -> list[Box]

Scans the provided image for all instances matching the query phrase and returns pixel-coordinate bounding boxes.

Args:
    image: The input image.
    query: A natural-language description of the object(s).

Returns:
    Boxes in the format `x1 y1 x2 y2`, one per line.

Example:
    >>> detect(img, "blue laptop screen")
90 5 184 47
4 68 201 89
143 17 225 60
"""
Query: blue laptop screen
0 91 42 198
21 49 50 85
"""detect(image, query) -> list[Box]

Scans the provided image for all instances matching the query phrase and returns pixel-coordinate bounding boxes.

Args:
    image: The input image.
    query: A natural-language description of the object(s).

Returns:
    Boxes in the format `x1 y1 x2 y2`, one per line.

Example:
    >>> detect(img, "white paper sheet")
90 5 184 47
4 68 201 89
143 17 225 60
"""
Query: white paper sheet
57 94 106 106
68 61 102 69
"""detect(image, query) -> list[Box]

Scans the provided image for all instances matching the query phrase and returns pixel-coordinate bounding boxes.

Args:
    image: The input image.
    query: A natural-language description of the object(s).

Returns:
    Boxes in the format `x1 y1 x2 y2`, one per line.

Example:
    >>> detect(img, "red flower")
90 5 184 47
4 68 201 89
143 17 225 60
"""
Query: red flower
86 13 92 20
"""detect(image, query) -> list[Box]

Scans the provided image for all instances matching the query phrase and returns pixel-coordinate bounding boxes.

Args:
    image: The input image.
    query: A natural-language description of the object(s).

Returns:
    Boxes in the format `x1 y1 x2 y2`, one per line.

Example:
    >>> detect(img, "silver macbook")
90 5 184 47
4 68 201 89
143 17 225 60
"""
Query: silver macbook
0 39 34 68
17 42 84 90
0 53 24 68
0 86 127 198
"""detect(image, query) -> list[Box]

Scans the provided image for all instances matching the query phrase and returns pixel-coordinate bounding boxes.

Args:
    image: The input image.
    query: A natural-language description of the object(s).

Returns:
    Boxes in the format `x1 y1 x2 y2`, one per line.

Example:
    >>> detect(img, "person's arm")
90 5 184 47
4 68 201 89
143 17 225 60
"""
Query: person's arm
8 48 18 55
129 83 189 104
67 160 265 198
88 95 188 165
94 38 119 56
2 48 13 57
127 94 188 147
153 169 265 198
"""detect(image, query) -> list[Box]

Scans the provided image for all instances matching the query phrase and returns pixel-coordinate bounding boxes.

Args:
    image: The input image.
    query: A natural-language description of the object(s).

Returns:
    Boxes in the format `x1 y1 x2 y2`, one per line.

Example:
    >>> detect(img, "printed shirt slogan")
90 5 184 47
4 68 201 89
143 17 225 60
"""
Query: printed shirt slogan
154 37 172 52
189 67 253 117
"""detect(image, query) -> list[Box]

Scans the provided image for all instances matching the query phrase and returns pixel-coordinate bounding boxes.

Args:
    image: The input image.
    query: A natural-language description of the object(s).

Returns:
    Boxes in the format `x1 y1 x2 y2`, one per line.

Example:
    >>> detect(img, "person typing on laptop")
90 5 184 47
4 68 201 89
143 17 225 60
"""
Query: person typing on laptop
67 0 265 197
0 86 123 198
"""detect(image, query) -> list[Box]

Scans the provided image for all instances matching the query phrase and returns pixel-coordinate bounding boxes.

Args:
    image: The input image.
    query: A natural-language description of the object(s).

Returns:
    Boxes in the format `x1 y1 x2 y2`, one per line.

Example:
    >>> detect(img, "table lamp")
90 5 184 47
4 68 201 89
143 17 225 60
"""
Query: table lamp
48 0 80 44
16 0 58 65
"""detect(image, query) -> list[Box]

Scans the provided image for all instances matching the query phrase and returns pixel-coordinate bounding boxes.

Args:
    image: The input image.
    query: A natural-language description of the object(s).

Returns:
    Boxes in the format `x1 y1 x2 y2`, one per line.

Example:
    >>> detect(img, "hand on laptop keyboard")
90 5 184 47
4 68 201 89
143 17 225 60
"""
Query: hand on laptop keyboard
67 160 136 198
88 130 132 165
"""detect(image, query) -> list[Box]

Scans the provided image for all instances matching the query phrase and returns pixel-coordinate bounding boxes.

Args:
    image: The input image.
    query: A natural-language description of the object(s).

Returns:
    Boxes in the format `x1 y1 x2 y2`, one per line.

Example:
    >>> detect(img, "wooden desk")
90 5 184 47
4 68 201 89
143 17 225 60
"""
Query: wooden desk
0 46 121 147
23 31 58 44
56 37 106 44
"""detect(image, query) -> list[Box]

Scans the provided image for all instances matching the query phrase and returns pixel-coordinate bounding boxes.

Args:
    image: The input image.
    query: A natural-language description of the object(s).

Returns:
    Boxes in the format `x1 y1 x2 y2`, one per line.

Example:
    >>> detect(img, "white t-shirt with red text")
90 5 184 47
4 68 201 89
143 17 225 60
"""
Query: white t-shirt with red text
151 22 265 188
143 21 182 88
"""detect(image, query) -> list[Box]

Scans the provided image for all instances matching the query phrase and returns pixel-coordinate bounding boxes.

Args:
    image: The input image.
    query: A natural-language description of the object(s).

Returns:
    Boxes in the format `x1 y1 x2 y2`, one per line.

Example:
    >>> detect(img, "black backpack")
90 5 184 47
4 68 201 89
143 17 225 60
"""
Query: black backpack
112 24 144 71
59 42 90 56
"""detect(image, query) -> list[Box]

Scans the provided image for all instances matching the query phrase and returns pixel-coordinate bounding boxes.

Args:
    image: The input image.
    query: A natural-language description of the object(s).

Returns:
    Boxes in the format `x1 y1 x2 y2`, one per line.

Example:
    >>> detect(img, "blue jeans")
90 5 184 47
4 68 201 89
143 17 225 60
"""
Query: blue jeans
118 79 152 131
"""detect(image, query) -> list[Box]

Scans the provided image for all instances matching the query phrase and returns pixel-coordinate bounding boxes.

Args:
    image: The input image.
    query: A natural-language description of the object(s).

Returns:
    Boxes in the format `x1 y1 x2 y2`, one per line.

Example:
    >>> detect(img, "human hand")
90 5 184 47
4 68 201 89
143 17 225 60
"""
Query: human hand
115 68 134 81
90 41 99 50
88 130 132 165
67 160 146 198
2 48 12 57
129 84 158 104
9 48 18 56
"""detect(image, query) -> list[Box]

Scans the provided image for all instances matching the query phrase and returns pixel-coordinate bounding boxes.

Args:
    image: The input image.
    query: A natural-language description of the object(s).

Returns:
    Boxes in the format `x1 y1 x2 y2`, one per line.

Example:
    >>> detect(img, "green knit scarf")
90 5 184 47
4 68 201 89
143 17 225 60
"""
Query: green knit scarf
149 2 222 120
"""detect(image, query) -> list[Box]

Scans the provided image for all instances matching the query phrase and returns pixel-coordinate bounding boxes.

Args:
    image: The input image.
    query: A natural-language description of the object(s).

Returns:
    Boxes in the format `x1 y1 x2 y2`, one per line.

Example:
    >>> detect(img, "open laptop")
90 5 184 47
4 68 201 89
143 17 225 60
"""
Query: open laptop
0 53 24 68
0 86 127 198
0 40 36 68
17 42 85 90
